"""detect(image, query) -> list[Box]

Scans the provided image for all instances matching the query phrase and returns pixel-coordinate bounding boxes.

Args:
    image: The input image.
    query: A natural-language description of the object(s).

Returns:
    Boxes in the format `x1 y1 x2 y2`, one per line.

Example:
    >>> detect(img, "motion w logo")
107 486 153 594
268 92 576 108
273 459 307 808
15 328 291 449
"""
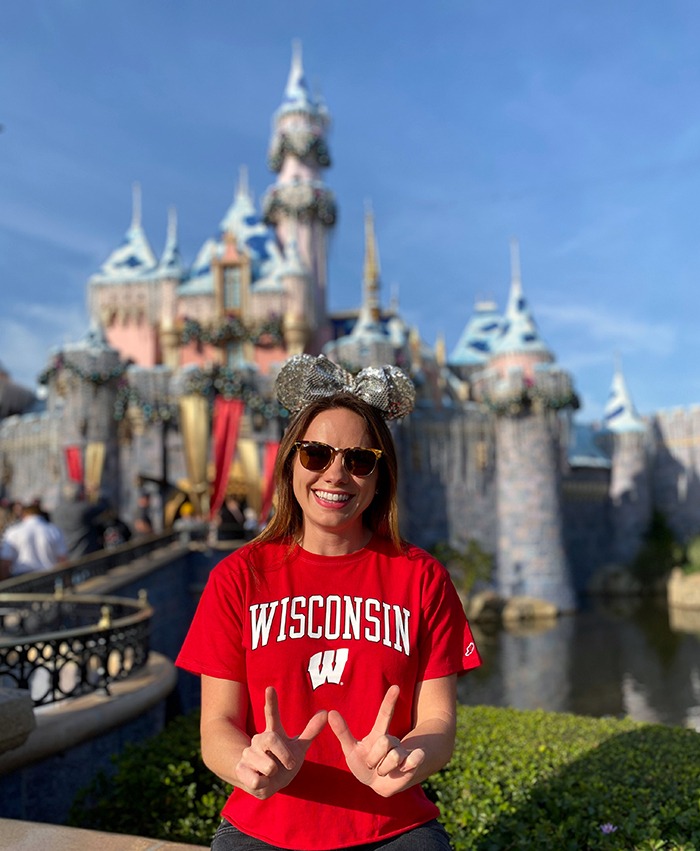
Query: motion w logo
307 648 349 689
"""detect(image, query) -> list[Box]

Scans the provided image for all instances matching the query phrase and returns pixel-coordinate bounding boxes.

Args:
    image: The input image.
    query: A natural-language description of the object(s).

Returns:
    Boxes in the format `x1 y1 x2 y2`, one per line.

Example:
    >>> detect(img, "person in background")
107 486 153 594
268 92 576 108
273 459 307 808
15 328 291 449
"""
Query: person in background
177 354 481 851
96 506 133 549
217 491 248 541
52 482 105 560
133 492 154 535
0 502 68 580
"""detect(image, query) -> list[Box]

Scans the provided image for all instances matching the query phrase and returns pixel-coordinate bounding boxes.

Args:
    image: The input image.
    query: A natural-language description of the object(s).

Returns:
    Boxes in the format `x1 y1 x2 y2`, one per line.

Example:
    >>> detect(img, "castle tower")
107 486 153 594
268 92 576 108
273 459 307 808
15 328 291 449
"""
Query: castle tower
158 206 186 370
88 183 168 368
48 323 125 506
262 41 337 353
602 360 650 565
280 222 312 355
472 241 578 611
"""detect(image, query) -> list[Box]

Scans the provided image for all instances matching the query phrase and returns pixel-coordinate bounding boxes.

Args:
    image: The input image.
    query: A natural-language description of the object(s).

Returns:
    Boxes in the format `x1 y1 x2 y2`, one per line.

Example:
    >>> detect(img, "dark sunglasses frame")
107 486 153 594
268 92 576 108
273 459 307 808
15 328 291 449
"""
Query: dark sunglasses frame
293 441 383 477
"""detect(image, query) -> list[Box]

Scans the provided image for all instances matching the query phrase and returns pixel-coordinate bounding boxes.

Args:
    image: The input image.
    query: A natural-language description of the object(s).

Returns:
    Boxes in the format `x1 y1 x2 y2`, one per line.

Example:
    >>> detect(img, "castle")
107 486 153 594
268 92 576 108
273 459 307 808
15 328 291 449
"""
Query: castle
2 44 700 612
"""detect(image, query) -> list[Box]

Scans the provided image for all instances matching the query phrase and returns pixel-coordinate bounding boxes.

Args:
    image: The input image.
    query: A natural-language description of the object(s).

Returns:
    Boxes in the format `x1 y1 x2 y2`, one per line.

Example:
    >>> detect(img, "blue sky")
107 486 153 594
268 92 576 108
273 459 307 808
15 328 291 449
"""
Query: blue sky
2 1 700 421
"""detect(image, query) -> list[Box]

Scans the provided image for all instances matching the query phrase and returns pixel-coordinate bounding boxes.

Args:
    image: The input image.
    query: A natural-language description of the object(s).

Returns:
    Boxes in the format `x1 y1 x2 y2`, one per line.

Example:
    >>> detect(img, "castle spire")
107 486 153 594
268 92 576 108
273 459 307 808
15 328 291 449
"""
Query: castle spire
491 238 551 359
93 182 157 280
236 165 250 200
280 38 314 116
363 202 381 323
510 236 522 295
158 205 184 277
131 181 142 228
604 357 645 433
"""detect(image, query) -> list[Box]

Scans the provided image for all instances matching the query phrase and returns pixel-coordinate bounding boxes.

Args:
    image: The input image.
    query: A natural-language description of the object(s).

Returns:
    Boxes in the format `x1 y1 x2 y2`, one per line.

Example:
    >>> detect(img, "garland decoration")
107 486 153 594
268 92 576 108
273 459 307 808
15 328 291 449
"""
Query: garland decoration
180 315 284 348
38 354 129 387
263 185 337 227
182 365 288 422
268 133 331 172
479 386 580 416
114 380 178 424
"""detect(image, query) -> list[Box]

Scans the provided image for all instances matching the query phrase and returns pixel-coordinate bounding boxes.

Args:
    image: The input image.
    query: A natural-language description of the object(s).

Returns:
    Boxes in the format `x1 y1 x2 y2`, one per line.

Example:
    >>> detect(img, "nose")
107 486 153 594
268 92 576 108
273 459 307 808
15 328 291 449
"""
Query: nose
323 449 348 480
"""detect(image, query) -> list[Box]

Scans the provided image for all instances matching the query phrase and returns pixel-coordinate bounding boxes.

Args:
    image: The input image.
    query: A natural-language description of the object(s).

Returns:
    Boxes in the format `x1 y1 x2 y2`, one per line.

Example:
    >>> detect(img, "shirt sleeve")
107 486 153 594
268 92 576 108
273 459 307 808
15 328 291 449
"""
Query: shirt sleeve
416 555 481 681
175 553 248 682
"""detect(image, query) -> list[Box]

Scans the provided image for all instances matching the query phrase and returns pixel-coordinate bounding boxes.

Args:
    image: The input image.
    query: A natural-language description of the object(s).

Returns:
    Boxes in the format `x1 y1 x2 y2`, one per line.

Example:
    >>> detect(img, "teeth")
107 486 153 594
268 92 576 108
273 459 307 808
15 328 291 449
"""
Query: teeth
315 490 351 503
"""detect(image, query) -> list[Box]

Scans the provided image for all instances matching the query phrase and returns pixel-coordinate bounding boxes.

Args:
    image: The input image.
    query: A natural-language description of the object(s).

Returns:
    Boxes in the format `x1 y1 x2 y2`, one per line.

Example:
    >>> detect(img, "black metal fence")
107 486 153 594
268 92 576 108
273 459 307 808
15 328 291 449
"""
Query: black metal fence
0 531 180 595
0 591 153 706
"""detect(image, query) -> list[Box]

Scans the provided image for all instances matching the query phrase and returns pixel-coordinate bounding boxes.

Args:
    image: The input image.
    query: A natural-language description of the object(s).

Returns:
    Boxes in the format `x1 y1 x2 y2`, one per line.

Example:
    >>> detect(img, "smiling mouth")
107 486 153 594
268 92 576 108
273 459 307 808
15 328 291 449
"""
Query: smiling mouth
313 490 352 504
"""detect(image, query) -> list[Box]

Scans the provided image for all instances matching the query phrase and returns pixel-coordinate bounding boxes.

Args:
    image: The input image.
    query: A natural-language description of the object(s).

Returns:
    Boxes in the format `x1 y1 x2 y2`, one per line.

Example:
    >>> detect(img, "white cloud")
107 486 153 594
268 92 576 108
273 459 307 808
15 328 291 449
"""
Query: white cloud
538 302 676 357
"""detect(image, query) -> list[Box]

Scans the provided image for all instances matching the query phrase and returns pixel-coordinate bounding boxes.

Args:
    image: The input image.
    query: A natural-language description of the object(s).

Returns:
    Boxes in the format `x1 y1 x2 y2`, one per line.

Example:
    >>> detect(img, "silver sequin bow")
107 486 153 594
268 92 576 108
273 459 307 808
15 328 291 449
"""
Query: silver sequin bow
275 354 416 421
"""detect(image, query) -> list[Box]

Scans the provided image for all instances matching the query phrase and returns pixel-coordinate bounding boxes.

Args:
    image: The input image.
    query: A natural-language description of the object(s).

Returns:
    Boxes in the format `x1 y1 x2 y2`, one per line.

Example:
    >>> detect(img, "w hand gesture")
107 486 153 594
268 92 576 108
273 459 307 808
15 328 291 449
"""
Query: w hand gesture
328 685 426 798
236 686 327 799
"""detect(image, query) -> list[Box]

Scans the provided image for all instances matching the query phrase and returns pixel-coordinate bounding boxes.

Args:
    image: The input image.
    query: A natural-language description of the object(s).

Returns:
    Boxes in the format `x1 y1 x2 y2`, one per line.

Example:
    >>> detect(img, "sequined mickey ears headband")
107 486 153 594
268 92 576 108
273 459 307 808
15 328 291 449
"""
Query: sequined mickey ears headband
275 354 416 421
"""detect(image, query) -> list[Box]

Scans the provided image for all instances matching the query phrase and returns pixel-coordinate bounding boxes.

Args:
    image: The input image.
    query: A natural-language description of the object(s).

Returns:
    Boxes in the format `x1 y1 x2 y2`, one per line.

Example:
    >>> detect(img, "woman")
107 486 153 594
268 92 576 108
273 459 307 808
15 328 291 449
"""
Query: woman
176 354 481 851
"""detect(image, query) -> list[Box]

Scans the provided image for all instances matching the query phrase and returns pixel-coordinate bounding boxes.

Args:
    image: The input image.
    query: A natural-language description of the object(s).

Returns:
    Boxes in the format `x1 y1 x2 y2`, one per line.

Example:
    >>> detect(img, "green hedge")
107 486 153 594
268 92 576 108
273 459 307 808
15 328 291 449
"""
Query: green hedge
69 706 700 849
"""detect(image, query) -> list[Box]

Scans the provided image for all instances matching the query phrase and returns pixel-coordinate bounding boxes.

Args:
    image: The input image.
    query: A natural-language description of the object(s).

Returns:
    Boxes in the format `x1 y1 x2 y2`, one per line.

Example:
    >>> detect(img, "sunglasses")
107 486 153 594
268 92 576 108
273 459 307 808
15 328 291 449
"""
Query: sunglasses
293 441 383 477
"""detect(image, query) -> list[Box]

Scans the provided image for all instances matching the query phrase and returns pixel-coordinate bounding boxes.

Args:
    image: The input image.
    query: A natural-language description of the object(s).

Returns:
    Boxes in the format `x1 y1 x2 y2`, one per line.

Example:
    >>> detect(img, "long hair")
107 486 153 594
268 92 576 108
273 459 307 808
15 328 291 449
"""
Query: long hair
255 393 403 551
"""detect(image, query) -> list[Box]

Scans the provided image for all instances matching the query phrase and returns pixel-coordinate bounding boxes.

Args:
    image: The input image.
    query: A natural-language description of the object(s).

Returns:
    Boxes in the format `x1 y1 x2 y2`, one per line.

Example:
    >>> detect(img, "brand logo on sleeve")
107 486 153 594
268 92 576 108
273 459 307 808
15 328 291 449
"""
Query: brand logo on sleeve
465 642 476 657
308 648 349 689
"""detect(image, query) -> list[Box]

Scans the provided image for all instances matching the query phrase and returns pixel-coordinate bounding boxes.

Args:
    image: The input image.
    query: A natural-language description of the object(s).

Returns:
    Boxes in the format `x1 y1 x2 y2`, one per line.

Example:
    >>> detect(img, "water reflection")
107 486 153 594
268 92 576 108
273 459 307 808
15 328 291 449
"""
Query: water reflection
458 597 700 731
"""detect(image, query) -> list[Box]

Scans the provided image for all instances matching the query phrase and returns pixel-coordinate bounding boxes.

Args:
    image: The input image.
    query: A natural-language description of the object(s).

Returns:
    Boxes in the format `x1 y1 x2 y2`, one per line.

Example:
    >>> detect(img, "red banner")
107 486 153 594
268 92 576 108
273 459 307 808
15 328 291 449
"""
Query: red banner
259 440 279 527
209 397 245 520
64 445 83 483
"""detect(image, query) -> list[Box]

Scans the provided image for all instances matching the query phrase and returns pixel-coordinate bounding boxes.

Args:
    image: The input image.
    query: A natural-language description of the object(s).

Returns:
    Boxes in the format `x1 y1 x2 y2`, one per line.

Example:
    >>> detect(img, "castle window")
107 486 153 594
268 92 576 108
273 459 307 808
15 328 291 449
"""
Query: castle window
224 267 242 310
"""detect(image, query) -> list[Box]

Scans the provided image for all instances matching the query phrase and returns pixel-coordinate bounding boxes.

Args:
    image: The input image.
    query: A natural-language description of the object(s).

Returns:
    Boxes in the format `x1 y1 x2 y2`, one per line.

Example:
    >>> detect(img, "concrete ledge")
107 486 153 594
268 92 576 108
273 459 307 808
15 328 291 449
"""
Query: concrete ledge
0 817 203 850
0 688 35 754
668 567 700 610
0 652 176 776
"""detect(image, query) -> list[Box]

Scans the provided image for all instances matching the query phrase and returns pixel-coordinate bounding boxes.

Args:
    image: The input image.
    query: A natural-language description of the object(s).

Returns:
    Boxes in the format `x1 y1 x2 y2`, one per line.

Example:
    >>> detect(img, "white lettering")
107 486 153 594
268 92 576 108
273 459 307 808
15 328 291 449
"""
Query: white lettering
325 595 341 640
248 595 411 655
394 606 410 654
342 596 362 640
276 596 289 642
289 596 306 638
249 601 279 650
364 598 381 643
308 595 323 638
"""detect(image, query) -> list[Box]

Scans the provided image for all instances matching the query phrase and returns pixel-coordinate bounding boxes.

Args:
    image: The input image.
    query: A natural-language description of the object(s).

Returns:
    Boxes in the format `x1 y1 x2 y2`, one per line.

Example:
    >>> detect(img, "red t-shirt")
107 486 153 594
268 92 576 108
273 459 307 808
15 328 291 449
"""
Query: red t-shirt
176 536 481 850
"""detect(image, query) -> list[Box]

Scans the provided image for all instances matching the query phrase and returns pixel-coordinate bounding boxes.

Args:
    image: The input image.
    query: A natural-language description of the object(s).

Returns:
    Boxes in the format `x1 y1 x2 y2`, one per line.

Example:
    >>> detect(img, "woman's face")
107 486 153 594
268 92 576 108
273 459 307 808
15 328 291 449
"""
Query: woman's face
292 406 379 553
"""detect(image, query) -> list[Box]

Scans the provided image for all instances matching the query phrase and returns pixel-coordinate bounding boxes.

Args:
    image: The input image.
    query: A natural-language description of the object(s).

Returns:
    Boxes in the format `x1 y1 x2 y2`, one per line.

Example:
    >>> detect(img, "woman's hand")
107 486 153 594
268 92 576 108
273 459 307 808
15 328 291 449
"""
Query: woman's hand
235 686 328 799
328 685 426 797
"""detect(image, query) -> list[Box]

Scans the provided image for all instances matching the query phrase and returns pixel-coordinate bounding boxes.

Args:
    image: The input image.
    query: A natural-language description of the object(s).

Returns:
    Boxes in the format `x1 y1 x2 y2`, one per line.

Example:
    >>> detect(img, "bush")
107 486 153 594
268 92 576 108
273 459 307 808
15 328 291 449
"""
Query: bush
425 706 700 850
432 540 494 598
630 510 683 586
68 711 228 846
682 535 700 575
70 705 700 849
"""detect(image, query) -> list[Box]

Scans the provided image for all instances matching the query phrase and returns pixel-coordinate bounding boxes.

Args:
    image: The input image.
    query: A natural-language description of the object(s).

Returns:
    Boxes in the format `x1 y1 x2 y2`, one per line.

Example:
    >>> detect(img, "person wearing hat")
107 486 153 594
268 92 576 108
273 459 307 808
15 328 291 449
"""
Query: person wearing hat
177 355 481 851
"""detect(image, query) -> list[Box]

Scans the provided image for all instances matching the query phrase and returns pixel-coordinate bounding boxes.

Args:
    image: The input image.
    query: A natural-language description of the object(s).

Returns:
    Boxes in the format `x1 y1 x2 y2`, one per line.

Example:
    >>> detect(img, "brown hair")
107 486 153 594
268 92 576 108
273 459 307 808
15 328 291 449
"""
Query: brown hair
255 393 403 551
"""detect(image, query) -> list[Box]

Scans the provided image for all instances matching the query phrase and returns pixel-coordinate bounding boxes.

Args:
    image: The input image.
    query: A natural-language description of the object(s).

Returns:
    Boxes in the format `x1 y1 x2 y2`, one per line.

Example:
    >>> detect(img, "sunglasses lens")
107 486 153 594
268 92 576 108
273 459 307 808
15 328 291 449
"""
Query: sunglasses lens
299 443 333 471
344 449 377 477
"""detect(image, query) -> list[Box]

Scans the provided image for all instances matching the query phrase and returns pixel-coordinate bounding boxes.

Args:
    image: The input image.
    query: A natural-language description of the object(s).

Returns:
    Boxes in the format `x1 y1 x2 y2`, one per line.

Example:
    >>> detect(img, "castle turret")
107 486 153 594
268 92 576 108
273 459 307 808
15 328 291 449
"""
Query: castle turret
262 41 336 352
88 184 165 367
602 360 650 565
158 206 185 370
323 207 394 369
278 221 310 356
472 240 578 611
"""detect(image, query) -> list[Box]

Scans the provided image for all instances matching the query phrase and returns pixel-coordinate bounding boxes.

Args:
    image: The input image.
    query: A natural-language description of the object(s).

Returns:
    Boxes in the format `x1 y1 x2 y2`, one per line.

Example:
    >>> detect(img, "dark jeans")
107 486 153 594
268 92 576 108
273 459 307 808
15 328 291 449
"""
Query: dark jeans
211 819 453 851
